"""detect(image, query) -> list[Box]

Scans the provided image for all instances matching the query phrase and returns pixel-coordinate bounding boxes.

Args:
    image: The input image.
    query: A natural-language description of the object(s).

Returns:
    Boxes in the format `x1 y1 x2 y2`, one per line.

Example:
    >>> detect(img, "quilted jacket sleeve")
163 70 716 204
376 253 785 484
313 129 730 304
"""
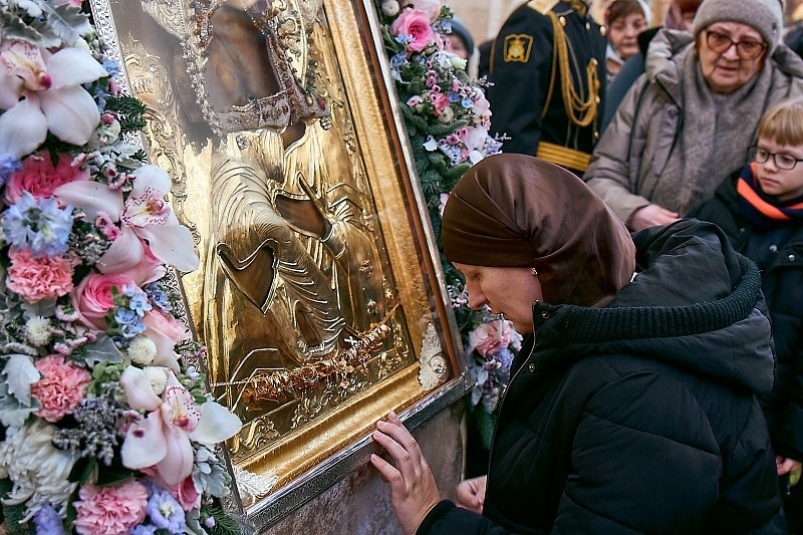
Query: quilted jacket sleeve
583 76 652 225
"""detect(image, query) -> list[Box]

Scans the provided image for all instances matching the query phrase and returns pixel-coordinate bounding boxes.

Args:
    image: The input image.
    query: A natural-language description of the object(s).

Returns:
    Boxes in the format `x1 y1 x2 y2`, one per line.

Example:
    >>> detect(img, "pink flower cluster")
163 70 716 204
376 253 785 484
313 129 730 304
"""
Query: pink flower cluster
73 481 149 535
31 355 92 422
6 248 78 302
468 319 513 357
4 152 89 204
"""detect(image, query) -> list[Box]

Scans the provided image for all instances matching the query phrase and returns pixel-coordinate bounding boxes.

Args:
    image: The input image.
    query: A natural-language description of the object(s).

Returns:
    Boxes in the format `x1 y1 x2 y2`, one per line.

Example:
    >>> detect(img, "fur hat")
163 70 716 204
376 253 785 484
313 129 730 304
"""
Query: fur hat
693 0 785 53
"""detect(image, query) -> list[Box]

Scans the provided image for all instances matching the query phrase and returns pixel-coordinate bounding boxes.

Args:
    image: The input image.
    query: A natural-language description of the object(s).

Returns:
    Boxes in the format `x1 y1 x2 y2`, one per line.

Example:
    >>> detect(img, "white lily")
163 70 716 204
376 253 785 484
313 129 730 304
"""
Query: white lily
0 40 107 158
121 371 241 486
54 165 199 273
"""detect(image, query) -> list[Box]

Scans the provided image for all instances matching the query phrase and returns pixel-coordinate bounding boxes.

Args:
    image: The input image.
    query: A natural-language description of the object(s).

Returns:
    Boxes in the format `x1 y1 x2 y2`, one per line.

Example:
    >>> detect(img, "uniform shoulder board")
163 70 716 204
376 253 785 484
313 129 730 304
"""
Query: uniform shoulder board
526 0 560 15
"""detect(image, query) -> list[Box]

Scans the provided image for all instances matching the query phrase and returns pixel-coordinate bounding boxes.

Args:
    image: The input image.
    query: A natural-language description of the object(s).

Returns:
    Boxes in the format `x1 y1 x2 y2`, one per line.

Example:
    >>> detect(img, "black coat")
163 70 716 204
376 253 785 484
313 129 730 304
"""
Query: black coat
419 220 782 534
487 0 606 174
692 175 803 462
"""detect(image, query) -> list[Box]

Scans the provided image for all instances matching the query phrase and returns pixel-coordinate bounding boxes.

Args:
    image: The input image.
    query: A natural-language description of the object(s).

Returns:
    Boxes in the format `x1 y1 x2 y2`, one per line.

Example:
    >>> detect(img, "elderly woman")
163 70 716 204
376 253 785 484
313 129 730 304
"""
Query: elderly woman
604 0 650 85
585 0 803 231
371 154 782 534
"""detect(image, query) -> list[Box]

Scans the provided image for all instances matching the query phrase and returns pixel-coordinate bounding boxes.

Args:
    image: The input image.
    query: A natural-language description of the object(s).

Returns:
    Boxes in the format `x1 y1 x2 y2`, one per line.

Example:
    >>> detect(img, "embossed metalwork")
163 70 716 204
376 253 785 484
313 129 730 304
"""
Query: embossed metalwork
88 0 467 530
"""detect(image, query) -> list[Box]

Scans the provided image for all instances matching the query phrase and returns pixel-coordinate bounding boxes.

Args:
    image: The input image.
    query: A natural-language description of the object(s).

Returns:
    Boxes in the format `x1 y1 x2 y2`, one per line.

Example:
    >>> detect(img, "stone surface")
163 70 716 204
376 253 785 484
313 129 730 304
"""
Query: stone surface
263 403 466 534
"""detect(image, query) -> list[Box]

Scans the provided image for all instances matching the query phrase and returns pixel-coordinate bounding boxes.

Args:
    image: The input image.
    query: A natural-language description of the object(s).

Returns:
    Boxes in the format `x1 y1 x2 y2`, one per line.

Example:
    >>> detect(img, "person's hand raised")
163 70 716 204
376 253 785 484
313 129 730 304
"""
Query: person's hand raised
629 204 680 231
371 411 441 535
456 475 487 513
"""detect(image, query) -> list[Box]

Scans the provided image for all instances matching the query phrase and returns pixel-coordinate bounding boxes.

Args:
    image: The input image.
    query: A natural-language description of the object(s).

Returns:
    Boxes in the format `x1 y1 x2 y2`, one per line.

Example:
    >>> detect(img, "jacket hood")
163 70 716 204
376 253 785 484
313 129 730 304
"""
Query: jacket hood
532 219 775 395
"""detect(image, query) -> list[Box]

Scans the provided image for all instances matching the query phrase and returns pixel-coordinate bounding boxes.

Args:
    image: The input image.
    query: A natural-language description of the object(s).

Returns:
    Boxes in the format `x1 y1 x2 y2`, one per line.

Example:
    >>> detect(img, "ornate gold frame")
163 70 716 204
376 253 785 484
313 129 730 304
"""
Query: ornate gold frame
88 0 466 529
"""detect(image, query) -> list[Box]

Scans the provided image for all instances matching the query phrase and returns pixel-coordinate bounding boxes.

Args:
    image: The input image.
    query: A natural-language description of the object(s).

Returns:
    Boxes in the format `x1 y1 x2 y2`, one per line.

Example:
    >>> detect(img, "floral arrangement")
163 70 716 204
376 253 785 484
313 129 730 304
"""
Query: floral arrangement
375 0 517 447
0 1 243 534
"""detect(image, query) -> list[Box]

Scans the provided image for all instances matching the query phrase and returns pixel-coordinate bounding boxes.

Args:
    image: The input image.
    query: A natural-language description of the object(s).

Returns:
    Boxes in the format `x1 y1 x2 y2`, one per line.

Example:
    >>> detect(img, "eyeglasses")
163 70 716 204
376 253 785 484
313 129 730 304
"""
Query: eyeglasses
750 146 803 170
705 30 767 60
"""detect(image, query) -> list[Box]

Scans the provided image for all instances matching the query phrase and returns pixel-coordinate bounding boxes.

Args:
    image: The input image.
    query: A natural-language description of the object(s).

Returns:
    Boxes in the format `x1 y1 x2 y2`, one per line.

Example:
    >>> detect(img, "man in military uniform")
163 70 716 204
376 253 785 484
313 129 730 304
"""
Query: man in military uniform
488 0 607 176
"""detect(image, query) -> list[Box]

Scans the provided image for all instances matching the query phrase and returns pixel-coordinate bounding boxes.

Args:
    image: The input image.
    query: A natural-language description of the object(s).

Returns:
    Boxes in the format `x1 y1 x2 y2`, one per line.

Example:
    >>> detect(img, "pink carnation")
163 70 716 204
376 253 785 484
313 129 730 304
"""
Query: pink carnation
4 152 89 204
390 8 438 53
31 355 91 422
6 248 77 302
469 319 512 357
73 481 148 535
72 272 137 330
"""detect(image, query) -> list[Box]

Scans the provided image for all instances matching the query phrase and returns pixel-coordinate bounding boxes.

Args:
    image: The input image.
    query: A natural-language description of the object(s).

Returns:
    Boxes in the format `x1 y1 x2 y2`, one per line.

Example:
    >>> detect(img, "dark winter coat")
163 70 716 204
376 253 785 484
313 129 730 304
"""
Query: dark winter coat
691 175 803 462
419 220 783 534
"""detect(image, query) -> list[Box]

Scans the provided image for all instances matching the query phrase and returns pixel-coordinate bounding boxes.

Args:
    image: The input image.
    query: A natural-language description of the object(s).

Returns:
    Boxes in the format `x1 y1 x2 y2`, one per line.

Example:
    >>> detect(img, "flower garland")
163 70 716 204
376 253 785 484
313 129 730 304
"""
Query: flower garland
375 0 517 447
0 1 243 534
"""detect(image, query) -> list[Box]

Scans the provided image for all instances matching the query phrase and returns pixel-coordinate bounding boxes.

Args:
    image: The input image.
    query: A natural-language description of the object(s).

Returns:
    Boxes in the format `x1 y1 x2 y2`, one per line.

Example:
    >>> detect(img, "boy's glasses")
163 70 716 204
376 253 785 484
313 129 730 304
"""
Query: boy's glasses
705 30 766 60
750 147 803 170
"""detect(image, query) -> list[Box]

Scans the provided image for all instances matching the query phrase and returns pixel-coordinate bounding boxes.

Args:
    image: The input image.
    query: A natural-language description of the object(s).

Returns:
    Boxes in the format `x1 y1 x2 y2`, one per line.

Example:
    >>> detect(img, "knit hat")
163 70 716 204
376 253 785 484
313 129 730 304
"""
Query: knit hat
693 0 785 53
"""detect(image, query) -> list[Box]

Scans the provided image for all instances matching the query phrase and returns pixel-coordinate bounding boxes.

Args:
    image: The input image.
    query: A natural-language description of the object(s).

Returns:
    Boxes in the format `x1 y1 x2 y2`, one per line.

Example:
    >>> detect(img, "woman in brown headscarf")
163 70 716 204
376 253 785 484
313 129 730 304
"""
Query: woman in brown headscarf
371 154 782 534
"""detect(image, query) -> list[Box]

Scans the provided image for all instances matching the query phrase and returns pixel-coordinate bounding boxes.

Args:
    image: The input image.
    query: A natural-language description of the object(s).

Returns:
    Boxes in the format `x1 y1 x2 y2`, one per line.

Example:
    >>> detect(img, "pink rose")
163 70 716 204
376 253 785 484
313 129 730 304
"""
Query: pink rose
5 152 89 204
6 248 78 302
390 8 437 53
406 0 442 21
469 319 512 357
429 91 450 114
142 310 190 371
72 272 137 329
31 355 91 422
73 481 148 535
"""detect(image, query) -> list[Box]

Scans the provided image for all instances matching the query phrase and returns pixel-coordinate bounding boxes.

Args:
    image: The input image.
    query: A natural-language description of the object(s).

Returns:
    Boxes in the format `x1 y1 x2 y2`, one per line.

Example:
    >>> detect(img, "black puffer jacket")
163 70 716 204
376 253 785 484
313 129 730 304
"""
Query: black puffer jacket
420 220 782 534
692 175 803 462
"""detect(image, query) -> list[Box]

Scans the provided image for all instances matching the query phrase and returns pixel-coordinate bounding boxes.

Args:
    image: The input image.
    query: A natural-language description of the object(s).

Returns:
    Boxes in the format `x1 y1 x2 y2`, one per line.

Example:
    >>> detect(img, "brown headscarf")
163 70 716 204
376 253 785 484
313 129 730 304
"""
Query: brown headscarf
442 154 636 307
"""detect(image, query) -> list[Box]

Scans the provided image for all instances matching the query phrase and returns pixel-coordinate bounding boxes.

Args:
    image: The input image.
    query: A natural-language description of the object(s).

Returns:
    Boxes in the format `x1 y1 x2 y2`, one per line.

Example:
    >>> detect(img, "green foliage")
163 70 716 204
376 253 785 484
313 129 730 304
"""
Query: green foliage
203 502 244 535
105 95 147 133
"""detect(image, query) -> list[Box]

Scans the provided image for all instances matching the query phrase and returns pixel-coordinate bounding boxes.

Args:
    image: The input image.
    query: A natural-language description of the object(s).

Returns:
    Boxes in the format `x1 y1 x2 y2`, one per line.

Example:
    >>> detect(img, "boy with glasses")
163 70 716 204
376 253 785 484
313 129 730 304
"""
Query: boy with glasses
692 97 803 533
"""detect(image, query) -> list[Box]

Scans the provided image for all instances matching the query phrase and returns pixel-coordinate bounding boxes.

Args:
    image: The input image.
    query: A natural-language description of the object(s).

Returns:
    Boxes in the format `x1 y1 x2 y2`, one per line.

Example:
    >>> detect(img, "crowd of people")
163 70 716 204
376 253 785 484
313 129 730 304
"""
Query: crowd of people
372 0 803 533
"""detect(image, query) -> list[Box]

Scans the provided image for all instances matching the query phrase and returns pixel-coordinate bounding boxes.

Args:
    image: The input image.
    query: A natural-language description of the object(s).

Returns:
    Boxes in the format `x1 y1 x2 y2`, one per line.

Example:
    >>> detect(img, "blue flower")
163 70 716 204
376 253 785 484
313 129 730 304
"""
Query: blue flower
2 193 74 257
102 58 122 78
34 505 66 535
124 285 153 316
120 321 146 339
114 307 140 326
0 155 22 188
131 525 158 535
145 284 173 312
147 486 186 534
394 34 413 45
390 52 407 68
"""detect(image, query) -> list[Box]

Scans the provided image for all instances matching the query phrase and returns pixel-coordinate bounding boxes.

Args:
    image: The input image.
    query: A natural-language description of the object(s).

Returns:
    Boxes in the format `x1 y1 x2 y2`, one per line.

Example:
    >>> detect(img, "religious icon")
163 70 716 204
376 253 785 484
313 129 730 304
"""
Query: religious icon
90 0 463 526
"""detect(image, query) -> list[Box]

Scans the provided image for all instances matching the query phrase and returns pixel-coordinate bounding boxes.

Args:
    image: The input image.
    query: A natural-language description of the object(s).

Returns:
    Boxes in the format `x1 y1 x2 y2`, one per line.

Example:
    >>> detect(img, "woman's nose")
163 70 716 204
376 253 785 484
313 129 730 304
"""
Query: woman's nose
466 284 486 310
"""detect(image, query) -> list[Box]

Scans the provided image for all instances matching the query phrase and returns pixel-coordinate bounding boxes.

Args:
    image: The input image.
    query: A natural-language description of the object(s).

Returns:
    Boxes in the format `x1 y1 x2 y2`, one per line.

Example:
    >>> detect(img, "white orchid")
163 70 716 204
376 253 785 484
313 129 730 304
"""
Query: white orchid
120 367 242 486
54 164 200 273
0 40 107 158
